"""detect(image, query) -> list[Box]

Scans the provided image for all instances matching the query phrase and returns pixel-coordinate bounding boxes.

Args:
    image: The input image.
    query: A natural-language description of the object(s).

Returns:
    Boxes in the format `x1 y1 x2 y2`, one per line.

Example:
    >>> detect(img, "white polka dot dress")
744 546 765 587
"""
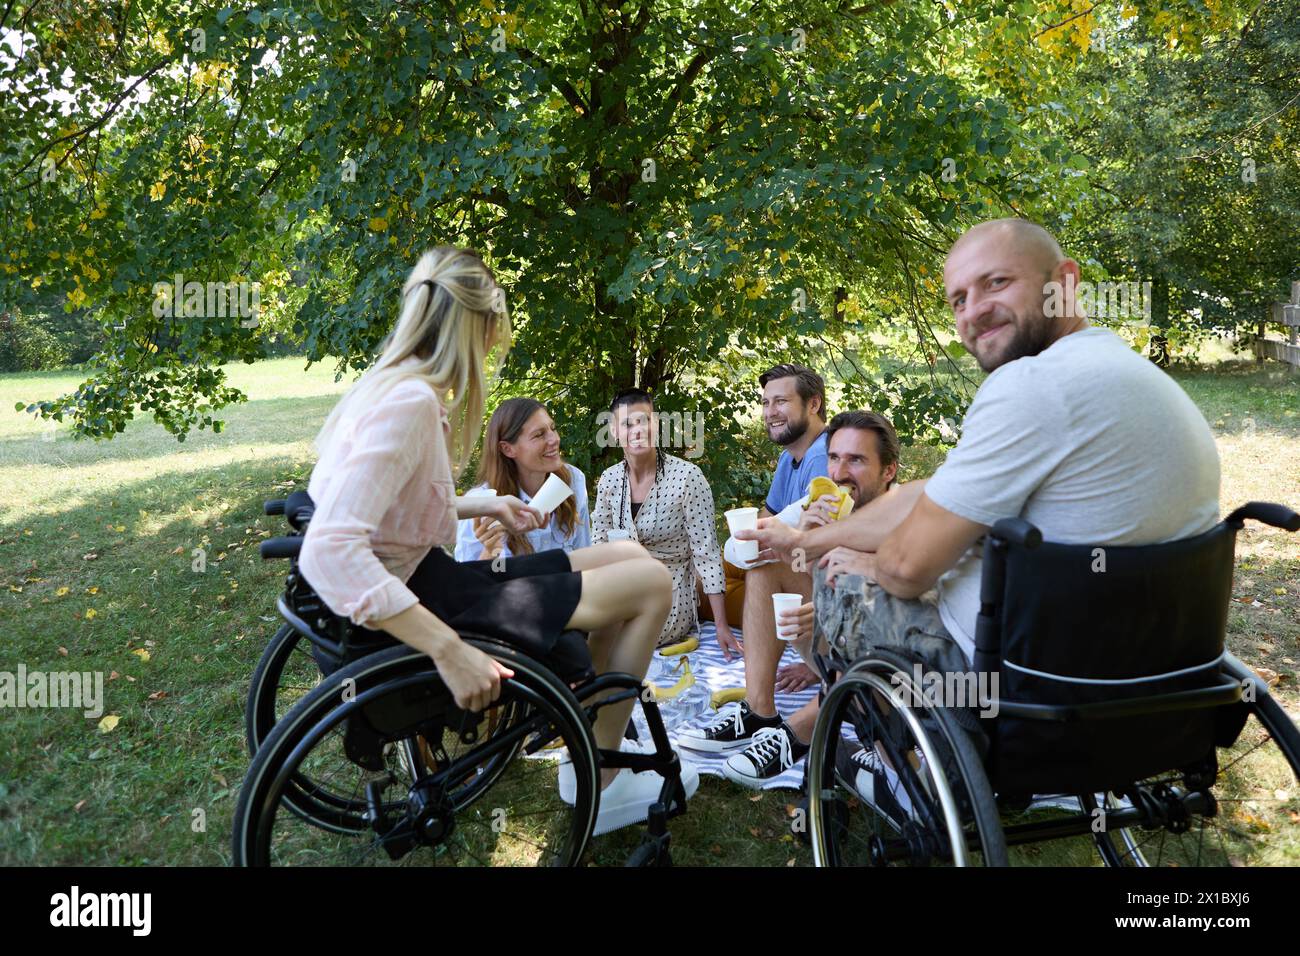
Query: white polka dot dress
592 452 726 646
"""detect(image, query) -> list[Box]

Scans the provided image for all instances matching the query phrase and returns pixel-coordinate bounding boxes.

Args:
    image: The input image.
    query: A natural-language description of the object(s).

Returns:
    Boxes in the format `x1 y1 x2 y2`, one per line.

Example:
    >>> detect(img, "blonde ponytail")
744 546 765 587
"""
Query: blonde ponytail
314 247 511 476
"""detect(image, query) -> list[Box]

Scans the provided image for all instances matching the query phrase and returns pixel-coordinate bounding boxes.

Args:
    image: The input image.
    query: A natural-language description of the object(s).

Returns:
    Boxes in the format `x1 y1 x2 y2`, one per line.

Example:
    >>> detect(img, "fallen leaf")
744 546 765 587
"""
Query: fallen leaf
73 799 87 812
786 858 796 867
82 553 98 561
55 586 69 596
108 671 119 680
97 714 120 733
1254 666 1280 686
147 690 168 701
86 586 99 594
748 793 763 802
131 648 150 662
125 675 136 683
84 608 97 620
57 646 68 657
749 826 761 837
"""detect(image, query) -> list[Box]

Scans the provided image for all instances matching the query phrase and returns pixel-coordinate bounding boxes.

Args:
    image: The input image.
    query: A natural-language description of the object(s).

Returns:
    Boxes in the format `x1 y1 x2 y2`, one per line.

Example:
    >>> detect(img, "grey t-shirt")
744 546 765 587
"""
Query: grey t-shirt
925 326 1221 662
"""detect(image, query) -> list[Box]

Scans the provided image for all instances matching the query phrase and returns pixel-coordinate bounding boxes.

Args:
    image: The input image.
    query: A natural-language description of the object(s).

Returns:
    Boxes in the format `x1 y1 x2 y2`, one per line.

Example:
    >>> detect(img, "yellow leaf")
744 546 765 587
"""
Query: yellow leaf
734 274 746 291
149 181 166 201
86 586 99 594
84 608 97 619
132 648 151 662
368 217 388 232
97 714 120 733
778 250 790 264
712 303 723 317
56 586 70 596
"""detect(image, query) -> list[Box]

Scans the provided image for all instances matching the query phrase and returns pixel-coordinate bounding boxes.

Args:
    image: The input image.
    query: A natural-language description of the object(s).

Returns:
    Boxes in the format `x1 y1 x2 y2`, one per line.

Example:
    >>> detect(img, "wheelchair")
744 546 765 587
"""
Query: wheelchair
233 491 690 866
805 501 1300 867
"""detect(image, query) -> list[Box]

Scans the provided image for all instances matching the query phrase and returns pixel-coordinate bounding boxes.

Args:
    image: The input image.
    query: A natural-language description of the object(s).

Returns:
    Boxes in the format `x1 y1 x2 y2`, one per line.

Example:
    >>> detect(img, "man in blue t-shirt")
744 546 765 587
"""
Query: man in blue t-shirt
686 364 829 754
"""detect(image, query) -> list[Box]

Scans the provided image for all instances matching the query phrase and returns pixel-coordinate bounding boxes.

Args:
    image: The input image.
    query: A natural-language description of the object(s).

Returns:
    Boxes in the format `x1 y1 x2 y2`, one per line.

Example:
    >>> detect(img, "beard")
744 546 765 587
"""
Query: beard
769 414 809 446
971 300 1057 373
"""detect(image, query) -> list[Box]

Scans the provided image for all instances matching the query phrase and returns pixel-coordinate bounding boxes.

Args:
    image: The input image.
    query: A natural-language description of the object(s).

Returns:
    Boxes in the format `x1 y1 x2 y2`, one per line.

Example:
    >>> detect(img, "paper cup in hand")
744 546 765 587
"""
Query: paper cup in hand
772 593 802 641
529 471 573 516
725 507 760 563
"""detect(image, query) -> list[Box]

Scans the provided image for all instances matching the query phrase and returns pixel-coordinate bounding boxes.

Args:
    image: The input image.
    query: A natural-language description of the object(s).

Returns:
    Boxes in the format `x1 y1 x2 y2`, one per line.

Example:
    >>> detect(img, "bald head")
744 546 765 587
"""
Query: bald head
943 218 1086 373
948 218 1065 274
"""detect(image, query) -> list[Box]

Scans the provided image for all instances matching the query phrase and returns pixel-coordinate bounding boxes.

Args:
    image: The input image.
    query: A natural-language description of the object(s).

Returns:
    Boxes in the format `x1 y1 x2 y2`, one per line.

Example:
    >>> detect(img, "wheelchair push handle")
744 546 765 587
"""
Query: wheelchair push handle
1226 501 1300 533
261 536 303 560
988 517 1043 549
265 499 286 516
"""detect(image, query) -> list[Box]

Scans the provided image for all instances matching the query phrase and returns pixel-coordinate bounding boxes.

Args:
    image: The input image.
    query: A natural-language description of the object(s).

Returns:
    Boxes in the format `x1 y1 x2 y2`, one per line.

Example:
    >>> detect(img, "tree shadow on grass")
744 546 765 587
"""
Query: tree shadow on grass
0 453 320 865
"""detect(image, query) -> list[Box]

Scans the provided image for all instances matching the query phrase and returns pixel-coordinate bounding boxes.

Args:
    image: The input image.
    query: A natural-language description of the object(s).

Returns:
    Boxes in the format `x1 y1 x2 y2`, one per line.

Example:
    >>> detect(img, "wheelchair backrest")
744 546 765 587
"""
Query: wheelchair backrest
973 517 1240 796
975 521 1236 689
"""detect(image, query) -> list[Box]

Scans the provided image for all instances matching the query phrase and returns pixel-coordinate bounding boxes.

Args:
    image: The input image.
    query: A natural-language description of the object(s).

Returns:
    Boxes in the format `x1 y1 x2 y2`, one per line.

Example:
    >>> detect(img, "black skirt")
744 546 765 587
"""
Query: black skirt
404 545 586 669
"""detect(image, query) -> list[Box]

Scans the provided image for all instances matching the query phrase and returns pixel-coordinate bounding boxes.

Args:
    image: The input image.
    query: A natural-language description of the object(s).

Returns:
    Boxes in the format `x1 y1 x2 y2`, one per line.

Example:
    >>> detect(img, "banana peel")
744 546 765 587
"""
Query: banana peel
806 476 855 520
709 687 747 710
647 657 695 701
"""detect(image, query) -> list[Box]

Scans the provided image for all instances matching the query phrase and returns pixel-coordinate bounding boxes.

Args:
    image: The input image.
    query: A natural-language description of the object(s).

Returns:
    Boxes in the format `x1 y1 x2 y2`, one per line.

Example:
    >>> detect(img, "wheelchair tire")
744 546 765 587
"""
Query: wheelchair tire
1088 656 1300 867
807 649 1008 867
232 642 599 866
246 623 320 756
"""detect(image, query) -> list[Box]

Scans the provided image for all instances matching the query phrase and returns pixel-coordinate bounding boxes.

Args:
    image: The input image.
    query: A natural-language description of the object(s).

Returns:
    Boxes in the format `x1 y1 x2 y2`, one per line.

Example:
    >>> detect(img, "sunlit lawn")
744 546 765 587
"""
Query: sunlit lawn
1 352 1296 865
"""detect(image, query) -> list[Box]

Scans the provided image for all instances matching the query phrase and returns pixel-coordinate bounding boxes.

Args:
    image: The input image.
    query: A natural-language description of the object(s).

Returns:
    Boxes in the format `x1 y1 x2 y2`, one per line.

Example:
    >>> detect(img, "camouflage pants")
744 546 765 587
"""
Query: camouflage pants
809 564 987 742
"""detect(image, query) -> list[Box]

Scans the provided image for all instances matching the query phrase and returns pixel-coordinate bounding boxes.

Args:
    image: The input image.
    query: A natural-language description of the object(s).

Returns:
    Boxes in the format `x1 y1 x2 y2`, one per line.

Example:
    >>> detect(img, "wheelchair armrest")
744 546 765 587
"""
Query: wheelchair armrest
1226 501 1300 532
989 518 1043 549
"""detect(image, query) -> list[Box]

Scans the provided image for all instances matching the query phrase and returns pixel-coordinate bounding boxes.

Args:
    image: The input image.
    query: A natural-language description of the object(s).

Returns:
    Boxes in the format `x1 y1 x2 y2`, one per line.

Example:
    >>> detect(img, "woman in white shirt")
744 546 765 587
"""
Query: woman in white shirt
455 398 591 561
299 247 692 830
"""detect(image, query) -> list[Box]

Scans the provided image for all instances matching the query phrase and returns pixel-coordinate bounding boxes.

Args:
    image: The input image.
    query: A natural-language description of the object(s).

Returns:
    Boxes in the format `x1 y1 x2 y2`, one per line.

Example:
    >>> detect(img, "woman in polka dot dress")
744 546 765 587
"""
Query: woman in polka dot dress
592 389 741 657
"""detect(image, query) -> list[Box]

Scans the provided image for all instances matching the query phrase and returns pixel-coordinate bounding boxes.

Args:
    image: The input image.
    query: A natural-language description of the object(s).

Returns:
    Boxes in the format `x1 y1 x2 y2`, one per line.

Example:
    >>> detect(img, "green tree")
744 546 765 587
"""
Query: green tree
3 0 1254 499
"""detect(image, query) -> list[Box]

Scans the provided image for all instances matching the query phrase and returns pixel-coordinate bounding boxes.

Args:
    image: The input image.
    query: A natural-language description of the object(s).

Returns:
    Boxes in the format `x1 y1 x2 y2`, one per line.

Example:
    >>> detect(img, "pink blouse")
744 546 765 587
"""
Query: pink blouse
298 373 460 630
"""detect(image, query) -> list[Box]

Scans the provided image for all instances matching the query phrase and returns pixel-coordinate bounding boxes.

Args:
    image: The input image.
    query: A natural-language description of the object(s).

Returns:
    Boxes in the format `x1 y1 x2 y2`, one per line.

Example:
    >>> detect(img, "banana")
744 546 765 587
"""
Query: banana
658 635 699 657
806 476 855 520
648 657 695 700
710 686 747 710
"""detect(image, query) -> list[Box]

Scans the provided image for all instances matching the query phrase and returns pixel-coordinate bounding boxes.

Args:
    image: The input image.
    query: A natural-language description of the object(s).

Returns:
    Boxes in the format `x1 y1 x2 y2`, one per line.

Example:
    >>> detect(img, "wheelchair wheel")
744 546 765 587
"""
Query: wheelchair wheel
245 626 533 833
246 623 322 755
232 643 598 866
808 649 1008 866
1089 667 1300 867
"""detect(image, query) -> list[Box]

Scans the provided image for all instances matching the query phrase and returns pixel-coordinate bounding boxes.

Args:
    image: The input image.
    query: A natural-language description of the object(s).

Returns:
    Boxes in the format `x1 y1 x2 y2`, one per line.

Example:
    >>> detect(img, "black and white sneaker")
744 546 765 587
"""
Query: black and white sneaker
678 701 781 753
846 745 921 831
723 724 809 789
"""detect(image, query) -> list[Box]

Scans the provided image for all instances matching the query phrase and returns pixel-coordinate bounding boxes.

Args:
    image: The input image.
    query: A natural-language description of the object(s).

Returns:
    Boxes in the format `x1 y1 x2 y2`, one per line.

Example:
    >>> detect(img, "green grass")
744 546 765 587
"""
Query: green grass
1 354 1297 866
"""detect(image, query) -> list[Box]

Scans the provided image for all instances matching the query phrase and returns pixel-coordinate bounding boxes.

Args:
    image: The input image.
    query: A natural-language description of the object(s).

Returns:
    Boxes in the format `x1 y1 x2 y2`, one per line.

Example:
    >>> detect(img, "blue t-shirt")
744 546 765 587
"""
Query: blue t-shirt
764 429 829 514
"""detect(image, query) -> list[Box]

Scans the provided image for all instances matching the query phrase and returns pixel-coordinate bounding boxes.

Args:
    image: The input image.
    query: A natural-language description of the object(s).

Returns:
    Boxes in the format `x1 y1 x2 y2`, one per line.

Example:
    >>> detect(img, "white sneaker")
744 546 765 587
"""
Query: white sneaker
558 736 699 805
589 768 673 836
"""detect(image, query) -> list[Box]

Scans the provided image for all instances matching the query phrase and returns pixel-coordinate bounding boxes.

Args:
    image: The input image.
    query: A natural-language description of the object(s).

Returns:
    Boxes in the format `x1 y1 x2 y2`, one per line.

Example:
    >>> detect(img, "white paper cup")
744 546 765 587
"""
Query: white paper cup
772 593 803 641
607 528 634 542
725 507 760 563
529 471 573 516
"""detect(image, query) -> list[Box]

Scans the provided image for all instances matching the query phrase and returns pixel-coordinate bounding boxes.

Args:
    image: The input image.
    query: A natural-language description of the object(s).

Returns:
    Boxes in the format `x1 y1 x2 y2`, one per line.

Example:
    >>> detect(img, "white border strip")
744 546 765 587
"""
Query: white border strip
1004 652 1225 685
